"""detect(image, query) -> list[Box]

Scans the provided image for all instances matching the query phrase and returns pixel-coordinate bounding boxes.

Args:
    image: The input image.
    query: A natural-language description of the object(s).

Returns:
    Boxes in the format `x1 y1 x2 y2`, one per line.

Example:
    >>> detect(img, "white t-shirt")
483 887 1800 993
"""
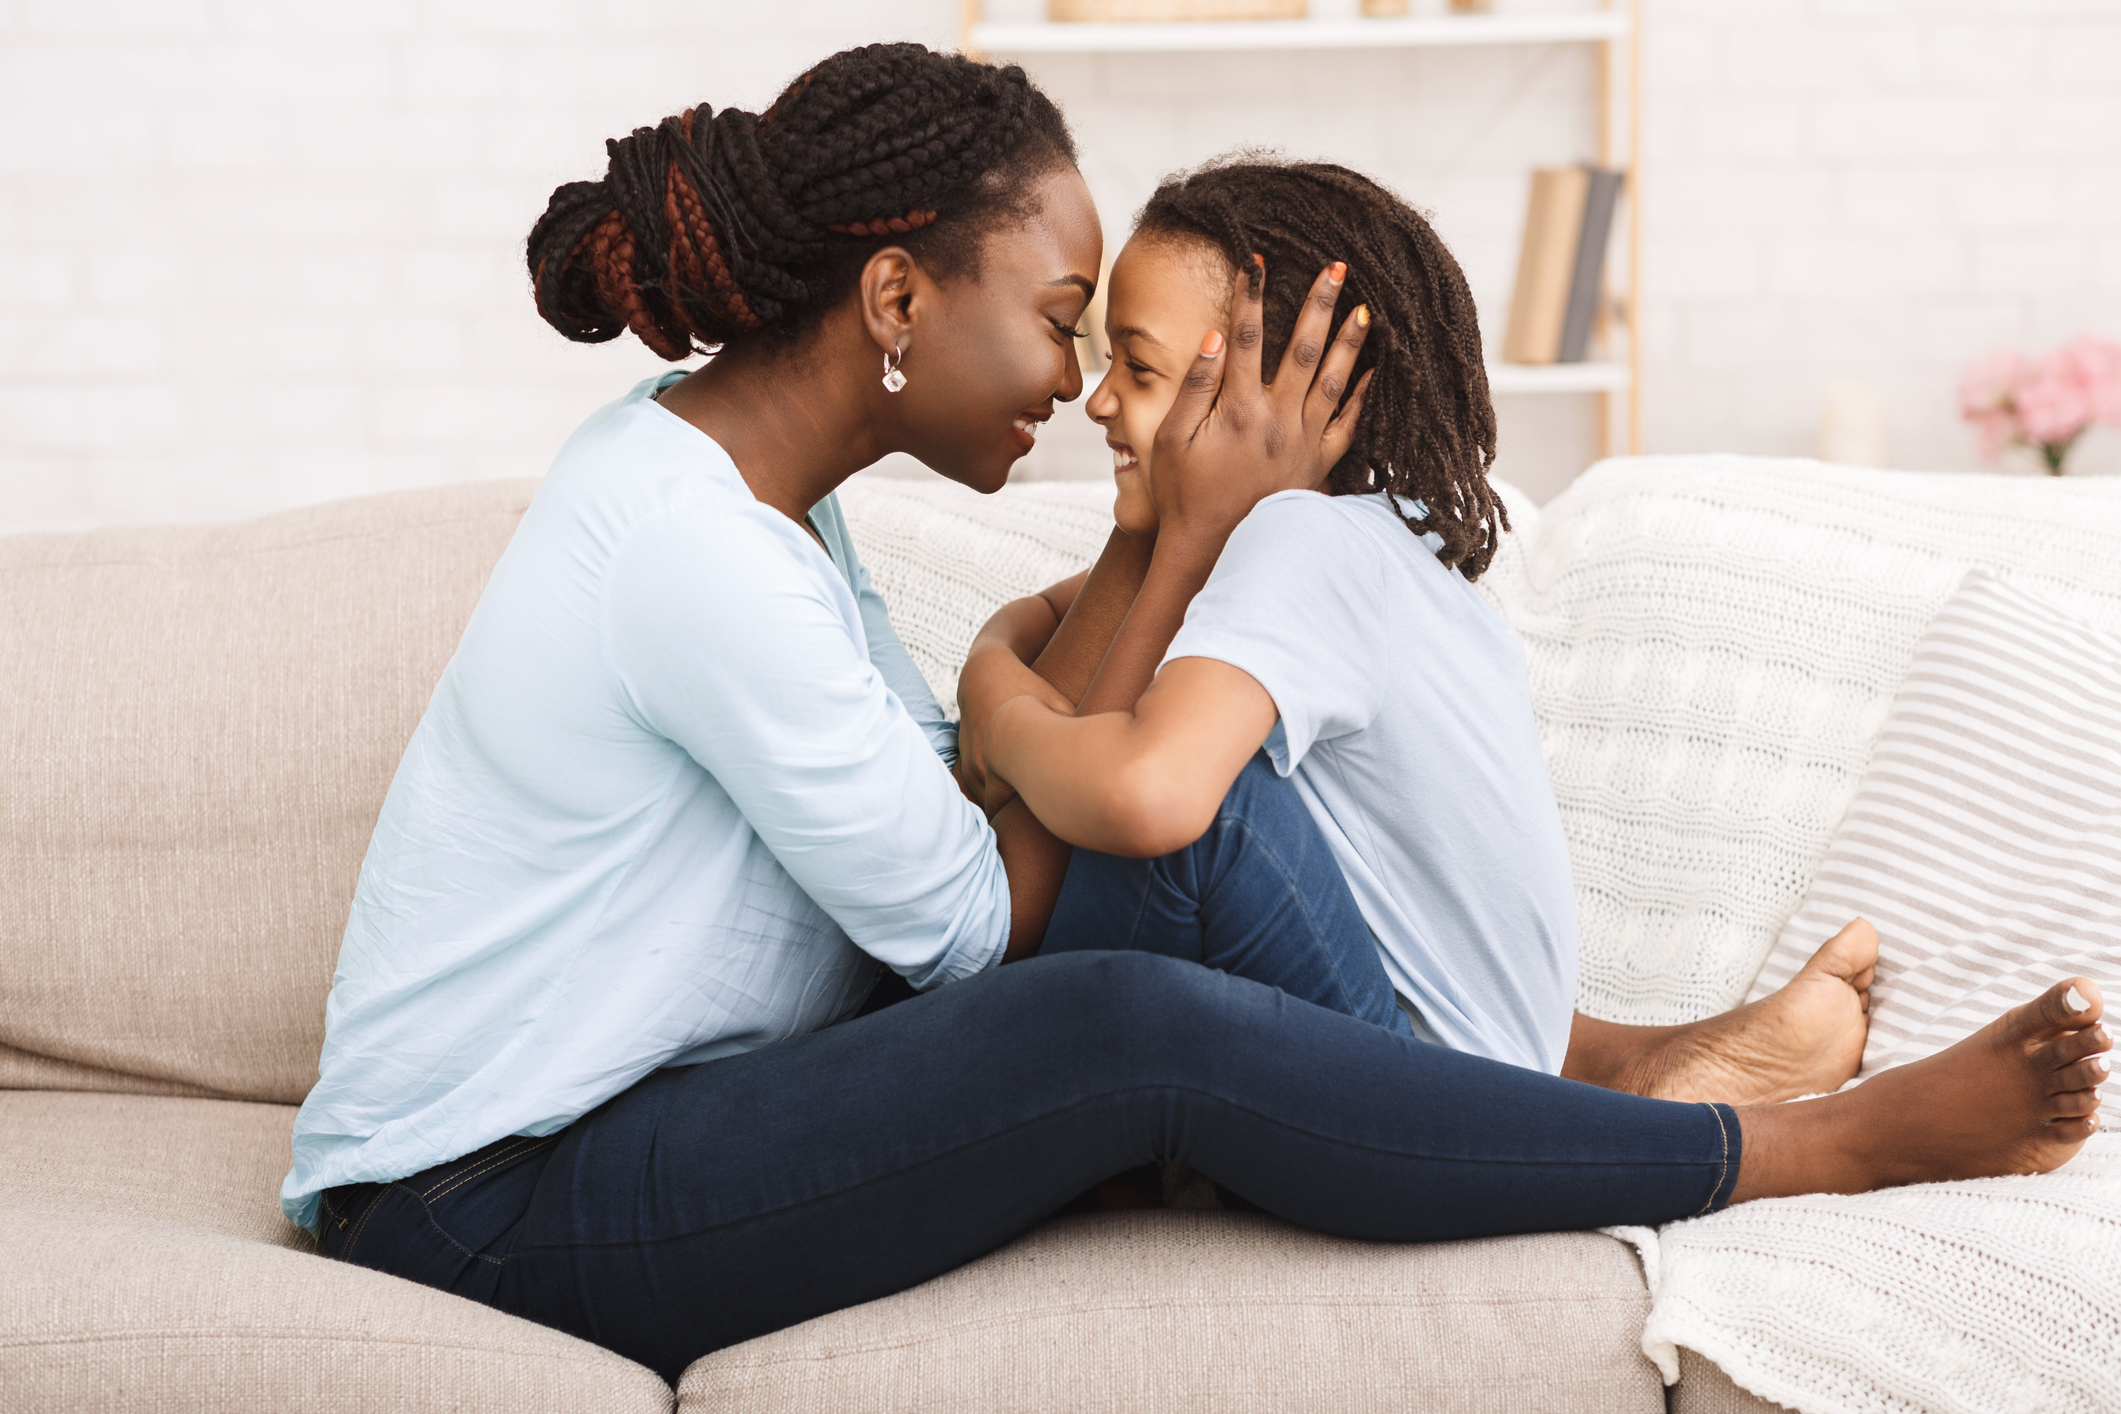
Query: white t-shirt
1163 490 1578 1074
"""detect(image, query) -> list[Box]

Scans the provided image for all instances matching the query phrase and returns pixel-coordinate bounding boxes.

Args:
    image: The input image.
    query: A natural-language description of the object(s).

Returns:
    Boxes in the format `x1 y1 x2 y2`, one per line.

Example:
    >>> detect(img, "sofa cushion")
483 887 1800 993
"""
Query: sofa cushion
1748 568 2121 1095
0 1090 671 1413
678 1212 1665 1413
1670 1349 1789 1414
0 480 538 1103
1474 457 2121 1026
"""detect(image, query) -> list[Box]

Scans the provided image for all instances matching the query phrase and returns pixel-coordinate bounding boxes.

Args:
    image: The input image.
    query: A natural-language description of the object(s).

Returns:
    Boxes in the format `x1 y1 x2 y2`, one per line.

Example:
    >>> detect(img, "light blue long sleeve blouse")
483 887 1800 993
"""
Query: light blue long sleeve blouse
281 374 1010 1231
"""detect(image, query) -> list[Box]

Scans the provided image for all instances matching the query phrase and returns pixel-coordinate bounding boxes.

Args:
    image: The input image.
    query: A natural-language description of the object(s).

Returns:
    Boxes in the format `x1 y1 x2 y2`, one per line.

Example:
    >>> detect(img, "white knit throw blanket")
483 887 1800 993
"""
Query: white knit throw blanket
1482 460 2121 1414
841 460 2121 1414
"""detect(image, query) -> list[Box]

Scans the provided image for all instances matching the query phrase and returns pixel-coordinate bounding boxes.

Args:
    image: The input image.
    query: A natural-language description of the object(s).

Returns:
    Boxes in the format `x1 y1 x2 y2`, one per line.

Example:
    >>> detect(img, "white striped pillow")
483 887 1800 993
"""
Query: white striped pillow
1747 569 2121 1094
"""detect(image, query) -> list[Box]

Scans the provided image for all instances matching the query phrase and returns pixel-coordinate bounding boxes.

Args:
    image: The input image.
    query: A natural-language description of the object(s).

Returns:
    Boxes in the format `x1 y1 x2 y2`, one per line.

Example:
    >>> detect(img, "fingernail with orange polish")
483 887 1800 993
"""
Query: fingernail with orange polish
1202 330 1224 357
1329 262 1346 283
1355 304 1370 328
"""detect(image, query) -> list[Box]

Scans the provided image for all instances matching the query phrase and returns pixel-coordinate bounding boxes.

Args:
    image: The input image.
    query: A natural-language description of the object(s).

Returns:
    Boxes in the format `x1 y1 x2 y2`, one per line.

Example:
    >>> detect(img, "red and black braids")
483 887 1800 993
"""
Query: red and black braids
527 43 1076 360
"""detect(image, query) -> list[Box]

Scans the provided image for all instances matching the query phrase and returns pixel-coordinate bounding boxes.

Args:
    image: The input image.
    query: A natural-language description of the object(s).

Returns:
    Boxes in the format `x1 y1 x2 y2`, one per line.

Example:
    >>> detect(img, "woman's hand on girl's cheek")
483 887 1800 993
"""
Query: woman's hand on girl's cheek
1149 258 1373 543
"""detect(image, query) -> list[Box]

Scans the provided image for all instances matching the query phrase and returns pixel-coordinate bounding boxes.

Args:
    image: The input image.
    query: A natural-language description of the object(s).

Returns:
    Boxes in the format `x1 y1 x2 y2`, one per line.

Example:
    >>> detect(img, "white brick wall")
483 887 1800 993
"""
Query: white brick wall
1646 0 2121 478
1 0 2116 535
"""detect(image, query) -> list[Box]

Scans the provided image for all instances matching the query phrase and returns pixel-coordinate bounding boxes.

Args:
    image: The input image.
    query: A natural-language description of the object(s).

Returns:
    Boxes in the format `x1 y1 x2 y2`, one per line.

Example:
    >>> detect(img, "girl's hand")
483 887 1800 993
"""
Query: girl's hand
955 585 1082 815
957 646 1069 815
1149 258 1374 546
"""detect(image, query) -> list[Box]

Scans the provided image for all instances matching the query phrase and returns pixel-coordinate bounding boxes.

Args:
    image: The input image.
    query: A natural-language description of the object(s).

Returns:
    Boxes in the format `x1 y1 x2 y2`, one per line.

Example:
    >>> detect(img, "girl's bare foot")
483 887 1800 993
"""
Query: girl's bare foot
1733 977 2110 1203
1624 919 1876 1106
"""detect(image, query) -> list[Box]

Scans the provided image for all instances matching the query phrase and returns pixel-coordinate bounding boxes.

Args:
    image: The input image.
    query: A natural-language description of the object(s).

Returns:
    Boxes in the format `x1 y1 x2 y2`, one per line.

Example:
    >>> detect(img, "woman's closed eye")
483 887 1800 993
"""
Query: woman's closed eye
1051 317 1088 339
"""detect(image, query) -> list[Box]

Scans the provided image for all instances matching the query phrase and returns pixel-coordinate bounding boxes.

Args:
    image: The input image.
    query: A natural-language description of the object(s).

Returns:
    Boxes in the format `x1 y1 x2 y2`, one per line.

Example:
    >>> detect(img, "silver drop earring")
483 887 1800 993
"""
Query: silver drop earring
882 346 907 393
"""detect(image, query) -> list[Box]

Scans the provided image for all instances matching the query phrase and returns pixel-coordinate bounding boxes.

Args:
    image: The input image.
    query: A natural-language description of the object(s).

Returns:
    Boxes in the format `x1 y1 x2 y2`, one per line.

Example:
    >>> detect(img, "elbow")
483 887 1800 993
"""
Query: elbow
1095 756 1217 859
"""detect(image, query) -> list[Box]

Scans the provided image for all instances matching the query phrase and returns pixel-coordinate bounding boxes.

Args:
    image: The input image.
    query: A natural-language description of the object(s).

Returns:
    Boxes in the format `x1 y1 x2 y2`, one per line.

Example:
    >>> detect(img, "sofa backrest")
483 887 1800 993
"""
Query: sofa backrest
0 480 537 1103
1477 456 2121 1028
7 459 2119 1105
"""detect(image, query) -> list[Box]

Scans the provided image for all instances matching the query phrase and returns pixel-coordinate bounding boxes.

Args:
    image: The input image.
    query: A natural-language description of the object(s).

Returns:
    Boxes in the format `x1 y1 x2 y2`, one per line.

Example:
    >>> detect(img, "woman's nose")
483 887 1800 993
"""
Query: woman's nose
1056 340 1085 404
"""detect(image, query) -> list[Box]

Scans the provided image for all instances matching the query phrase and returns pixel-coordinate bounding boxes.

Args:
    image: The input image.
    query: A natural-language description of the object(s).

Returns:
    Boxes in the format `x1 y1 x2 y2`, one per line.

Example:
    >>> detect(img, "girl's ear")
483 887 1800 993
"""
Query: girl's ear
858 247 919 356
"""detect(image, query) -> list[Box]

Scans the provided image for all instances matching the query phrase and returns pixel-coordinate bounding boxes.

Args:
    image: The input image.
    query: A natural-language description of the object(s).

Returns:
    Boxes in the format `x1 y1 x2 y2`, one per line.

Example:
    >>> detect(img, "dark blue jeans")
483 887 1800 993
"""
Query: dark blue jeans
324 771 1742 1386
1043 753 1412 1036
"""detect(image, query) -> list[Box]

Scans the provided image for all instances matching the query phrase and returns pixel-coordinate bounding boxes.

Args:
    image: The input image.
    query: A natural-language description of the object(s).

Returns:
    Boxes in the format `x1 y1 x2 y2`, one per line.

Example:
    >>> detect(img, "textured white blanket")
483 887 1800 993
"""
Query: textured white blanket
1483 459 2121 1414
840 459 2121 1414
1611 1132 2121 1413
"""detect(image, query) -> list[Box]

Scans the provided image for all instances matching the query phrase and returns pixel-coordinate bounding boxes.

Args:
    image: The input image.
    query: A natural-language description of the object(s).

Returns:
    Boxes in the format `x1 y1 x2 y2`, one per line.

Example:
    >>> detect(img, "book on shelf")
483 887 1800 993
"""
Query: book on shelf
1502 164 1623 366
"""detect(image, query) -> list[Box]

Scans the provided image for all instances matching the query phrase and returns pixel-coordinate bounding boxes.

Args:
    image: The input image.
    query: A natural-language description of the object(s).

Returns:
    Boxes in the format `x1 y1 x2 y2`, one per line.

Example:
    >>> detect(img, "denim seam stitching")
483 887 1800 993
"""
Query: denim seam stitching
423 1137 557 1205
1228 816 1366 1022
1692 1103 1731 1217
417 1136 547 1201
415 1193 510 1268
339 1183 392 1263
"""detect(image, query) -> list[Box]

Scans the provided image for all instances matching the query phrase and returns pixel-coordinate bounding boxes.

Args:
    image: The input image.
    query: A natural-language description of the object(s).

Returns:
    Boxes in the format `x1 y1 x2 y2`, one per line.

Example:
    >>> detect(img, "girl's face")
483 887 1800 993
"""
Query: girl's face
1084 234 1231 535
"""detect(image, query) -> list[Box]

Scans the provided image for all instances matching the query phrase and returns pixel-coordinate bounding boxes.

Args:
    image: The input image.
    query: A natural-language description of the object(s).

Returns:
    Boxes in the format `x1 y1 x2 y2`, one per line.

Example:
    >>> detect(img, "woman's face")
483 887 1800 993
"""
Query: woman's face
895 166 1104 495
1083 234 1230 535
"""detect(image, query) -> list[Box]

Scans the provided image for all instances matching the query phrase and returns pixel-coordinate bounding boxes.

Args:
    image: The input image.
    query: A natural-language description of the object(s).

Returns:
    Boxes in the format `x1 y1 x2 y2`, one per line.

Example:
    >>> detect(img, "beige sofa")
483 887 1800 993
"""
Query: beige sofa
0 477 1778 1413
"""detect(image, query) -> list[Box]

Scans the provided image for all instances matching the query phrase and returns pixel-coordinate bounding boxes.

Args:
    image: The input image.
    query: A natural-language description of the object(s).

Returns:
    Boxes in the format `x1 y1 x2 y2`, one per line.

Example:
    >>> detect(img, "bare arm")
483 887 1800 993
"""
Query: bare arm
985 259 1374 891
1033 529 1156 704
956 529 1157 808
989 658 1279 856
963 534 1159 961
954 576 1081 808
976 525 1222 954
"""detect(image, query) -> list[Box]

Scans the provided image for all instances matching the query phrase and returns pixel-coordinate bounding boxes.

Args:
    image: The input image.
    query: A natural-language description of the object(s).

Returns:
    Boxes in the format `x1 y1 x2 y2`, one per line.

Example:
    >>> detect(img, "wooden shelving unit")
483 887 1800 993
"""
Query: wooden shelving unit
963 1 1643 457
970 10 1628 53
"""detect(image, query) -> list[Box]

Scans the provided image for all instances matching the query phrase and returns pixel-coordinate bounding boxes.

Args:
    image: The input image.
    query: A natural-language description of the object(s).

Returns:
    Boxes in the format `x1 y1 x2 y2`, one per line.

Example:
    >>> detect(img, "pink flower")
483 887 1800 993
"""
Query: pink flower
1957 348 2026 418
2056 335 2121 426
2017 336 2121 444
2016 350 2092 446
1965 408 2019 460
1958 349 2026 459
1959 337 2121 470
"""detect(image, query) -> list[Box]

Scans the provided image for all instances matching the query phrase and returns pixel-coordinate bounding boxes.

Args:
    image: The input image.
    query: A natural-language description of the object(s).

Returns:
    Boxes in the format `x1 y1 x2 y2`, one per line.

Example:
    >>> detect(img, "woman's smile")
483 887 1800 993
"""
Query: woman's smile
1011 410 1051 453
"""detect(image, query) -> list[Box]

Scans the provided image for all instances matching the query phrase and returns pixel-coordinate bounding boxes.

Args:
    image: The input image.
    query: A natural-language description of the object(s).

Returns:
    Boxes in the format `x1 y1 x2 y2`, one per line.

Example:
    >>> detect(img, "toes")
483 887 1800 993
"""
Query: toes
2044 1024 2113 1070
2048 1087 2103 1119
2047 1113 2100 1145
1807 918 1880 983
2048 1053 2112 1095
2024 977 2105 1036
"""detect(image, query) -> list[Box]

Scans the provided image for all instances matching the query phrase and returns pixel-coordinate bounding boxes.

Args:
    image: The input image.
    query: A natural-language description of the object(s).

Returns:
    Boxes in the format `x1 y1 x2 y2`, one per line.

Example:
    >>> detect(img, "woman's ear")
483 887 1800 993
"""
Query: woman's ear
859 247 919 357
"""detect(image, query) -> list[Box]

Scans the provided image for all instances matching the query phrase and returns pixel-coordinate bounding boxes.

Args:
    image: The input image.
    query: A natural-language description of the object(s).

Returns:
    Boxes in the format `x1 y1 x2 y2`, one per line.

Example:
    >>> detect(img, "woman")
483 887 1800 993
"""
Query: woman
286 44 2108 1385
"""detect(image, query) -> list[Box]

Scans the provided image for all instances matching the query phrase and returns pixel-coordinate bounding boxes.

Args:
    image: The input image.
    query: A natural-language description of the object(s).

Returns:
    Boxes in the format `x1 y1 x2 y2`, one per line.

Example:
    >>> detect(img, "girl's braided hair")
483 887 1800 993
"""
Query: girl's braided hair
527 43 1076 360
1137 156 1507 579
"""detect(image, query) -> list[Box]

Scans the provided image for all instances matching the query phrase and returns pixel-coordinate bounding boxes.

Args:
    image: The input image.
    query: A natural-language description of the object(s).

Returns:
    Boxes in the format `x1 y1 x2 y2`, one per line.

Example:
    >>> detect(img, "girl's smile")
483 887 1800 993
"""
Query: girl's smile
1084 235 1232 536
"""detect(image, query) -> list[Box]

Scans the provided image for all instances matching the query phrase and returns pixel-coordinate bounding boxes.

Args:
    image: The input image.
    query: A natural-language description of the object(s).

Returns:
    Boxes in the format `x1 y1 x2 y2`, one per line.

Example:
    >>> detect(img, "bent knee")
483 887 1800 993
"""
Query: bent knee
1021 950 1265 1060
1212 751 1305 831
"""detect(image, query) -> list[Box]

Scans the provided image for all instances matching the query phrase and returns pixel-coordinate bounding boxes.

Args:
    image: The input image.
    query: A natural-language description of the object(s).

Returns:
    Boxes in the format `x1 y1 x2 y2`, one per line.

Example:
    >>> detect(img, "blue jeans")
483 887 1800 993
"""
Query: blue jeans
324 771 1742 1385
1043 753 1412 1036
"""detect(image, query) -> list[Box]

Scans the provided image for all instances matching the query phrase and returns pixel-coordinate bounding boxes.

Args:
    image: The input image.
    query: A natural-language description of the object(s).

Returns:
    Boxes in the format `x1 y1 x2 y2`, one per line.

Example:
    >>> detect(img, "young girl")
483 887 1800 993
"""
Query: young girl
960 156 1885 1098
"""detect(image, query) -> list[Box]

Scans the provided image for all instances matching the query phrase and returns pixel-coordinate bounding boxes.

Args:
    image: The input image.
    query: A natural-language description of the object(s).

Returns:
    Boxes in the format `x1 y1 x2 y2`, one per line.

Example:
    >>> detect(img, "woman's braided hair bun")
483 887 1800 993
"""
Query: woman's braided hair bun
528 43 1075 360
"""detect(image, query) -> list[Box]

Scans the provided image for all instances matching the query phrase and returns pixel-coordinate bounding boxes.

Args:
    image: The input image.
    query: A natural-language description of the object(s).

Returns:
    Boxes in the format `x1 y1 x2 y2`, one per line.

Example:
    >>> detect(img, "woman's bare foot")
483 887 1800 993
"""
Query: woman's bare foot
1732 976 2110 1202
1622 919 1877 1106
